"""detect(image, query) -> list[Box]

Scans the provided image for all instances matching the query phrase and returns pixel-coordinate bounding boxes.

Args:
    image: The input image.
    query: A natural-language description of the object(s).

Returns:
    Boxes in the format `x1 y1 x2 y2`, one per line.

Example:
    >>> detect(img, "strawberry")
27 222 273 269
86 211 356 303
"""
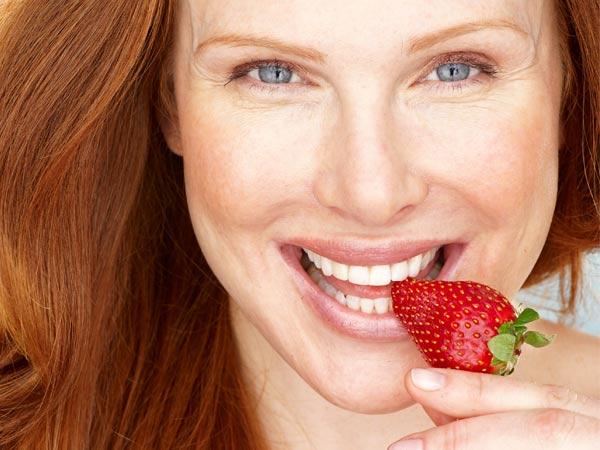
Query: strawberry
391 278 554 376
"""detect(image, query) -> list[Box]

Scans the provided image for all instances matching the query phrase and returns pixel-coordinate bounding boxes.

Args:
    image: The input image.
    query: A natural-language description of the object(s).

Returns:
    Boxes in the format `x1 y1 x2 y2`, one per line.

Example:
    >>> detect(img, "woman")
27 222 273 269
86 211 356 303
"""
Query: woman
0 0 598 448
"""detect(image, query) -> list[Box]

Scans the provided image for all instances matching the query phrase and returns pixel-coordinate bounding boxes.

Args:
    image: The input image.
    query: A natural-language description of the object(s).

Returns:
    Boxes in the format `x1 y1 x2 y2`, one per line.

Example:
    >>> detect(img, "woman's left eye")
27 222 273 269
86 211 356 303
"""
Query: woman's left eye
424 62 480 82
246 63 302 84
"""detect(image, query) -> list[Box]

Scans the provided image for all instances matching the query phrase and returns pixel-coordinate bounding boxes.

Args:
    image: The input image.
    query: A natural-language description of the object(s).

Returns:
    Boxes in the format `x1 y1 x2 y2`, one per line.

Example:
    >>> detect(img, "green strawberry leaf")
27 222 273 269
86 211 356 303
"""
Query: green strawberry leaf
497 322 513 334
515 308 539 325
523 331 555 348
491 356 504 366
513 325 527 332
487 334 516 362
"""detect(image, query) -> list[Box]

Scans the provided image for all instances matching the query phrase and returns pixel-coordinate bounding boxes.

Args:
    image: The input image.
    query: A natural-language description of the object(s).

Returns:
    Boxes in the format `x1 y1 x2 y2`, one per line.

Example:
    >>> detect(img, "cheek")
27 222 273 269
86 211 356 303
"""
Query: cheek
414 88 559 229
179 102 313 233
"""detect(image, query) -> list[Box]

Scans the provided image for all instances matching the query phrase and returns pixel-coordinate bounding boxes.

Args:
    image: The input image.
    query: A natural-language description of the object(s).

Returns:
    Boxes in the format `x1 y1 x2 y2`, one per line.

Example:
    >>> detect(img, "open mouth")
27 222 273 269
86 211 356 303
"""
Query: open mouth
298 246 447 315
279 241 464 341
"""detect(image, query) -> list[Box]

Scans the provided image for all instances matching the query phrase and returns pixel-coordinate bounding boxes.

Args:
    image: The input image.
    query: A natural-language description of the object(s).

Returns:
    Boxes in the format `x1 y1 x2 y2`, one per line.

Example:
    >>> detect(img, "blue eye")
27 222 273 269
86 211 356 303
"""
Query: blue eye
254 64 294 83
246 63 301 84
437 63 473 81
426 62 481 82
225 55 498 96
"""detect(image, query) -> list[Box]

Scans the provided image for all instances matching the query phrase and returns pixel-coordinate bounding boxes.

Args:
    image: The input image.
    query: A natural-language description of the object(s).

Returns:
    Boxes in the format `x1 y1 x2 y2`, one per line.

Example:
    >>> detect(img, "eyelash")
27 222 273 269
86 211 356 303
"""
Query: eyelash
224 52 499 96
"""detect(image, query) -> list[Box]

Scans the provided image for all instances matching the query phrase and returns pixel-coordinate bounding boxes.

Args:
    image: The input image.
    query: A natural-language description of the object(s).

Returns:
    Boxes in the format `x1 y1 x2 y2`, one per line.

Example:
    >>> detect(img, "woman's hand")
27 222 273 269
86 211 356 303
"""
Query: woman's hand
388 368 600 450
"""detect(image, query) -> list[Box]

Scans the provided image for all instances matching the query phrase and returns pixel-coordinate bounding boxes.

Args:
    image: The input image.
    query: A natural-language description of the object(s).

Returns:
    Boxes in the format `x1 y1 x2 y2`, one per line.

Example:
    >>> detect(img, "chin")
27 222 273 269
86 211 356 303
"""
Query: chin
311 371 417 414
296 345 426 414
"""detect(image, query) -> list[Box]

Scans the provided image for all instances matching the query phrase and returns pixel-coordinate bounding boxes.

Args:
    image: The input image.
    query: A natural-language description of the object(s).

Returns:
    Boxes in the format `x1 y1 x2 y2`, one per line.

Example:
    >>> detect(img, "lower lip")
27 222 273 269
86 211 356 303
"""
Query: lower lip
280 244 405 342
279 243 464 342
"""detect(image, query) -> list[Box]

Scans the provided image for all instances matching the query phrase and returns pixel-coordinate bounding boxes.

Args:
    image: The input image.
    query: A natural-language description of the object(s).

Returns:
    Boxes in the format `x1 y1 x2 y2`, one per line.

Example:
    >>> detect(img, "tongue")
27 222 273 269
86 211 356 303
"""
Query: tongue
322 257 438 299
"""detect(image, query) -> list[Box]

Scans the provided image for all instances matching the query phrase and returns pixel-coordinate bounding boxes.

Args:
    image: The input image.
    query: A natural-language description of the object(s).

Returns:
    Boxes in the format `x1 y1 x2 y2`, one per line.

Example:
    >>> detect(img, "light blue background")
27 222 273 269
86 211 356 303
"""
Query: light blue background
516 250 600 336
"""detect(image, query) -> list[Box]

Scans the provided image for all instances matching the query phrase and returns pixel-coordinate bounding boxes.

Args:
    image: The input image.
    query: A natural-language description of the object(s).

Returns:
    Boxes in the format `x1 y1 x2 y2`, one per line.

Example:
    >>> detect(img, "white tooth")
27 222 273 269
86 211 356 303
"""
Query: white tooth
388 299 394 312
304 248 315 262
331 261 349 281
317 278 329 292
323 282 337 297
421 247 438 270
369 265 391 286
374 297 390 314
321 257 333 276
408 254 422 277
335 290 347 305
309 262 321 275
347 266 370 285
308 265 321 281
359 298 374 314
419 250 432 271
391 261 409 281
314 254 322 269
346 295 361 311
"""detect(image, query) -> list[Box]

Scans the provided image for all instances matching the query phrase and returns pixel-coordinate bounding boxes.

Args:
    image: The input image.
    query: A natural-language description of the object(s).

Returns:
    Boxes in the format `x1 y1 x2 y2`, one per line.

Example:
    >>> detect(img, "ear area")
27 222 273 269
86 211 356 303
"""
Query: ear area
156 63 183 156
158 111 183 157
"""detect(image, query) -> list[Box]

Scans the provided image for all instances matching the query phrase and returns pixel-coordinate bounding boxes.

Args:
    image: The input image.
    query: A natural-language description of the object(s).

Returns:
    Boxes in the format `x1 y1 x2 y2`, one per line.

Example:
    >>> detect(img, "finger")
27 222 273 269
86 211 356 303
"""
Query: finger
405 368 600 420
388 408 600 450
421 404 454 426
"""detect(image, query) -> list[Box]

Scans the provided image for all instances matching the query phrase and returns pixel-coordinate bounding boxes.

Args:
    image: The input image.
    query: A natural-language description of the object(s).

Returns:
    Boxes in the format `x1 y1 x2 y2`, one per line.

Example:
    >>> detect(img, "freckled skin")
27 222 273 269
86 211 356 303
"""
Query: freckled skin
160 0 566 444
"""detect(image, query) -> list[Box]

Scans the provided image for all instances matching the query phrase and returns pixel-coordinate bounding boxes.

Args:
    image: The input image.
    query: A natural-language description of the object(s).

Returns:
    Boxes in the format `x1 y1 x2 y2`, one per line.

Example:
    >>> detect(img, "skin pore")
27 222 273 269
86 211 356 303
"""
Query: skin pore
159 1 599 448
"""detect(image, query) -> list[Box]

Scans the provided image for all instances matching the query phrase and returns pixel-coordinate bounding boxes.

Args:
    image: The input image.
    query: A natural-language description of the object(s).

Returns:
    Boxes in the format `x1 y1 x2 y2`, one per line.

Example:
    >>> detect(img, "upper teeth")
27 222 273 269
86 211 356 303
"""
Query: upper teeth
302 247 440 286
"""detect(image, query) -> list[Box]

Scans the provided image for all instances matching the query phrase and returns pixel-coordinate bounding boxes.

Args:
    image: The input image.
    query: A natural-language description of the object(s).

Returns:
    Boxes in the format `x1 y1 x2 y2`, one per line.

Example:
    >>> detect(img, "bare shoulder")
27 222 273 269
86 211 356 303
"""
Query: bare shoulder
515 319 600 397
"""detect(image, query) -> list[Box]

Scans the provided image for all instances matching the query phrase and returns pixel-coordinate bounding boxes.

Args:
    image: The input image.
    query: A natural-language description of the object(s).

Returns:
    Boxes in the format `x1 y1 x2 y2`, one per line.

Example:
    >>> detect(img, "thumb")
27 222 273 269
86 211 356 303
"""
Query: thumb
405 368 455 426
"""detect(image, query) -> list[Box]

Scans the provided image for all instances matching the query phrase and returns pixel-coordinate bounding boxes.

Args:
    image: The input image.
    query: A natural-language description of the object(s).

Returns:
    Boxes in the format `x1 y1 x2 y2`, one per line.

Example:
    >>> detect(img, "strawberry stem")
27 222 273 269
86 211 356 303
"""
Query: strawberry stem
487 307 555 376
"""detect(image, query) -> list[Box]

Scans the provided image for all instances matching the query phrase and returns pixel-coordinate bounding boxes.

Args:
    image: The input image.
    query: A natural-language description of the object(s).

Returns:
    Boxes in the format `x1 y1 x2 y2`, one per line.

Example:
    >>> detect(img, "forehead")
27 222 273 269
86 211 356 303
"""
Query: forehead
186 0 546 52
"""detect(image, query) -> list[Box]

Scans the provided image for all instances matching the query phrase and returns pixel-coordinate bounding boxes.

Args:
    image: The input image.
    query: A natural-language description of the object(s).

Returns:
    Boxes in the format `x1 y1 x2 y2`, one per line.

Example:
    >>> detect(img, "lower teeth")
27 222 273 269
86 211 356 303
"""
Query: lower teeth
306 265 392 314
303 251 445 314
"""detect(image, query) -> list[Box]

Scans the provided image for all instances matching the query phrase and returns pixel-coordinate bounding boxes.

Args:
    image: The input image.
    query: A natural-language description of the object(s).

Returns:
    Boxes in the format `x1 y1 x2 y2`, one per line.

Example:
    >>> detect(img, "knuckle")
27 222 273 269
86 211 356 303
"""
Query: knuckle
463 373 486 404
542 384 578 409
440 419 470 450
474 375 486 402
530 409 577 446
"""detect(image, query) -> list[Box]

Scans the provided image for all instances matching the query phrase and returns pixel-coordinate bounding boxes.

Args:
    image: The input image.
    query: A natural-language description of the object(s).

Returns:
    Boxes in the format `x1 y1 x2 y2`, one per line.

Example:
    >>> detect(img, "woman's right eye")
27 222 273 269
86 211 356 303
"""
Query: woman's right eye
427 62 480 82
247 64 302 84
225 60 304 91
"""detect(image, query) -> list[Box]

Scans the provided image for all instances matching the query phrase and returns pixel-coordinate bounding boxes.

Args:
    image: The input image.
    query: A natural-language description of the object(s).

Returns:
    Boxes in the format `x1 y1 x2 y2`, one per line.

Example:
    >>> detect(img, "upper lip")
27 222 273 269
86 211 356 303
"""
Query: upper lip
284 237 451 266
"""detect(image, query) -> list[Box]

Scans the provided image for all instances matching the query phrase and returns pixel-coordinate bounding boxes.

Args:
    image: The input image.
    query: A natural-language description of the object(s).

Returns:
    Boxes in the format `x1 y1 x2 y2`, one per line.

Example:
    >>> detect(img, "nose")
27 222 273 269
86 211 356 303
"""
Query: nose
314 97 429 228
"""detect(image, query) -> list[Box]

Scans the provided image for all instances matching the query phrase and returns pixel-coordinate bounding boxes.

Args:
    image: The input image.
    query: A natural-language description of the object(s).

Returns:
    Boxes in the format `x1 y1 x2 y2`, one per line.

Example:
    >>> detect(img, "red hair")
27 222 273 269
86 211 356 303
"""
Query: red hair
522 0 600 311
0 0 597 448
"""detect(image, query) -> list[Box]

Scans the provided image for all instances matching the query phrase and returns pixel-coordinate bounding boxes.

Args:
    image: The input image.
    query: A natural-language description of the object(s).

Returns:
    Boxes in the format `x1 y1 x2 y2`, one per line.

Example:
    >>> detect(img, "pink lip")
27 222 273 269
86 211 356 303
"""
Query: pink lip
286 237 452 266
278 241 465 342
279 244 407 342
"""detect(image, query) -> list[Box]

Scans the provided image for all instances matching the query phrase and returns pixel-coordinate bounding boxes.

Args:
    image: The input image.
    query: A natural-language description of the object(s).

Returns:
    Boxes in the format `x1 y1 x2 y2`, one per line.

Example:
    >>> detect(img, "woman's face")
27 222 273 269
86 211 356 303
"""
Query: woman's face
163 0 563 412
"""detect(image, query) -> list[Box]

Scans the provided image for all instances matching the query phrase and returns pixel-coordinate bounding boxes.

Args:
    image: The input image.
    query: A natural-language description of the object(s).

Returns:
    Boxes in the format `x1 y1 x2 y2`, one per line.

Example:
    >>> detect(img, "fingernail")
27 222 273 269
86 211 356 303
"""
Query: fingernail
411 368 445 391
388 439 423 450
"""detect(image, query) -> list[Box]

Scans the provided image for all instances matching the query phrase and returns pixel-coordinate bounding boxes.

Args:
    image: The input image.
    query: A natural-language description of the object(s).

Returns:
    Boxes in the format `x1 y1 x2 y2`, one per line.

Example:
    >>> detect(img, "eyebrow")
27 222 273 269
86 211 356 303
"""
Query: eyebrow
408 19 528 53
194 19 528 63
194 33 327 64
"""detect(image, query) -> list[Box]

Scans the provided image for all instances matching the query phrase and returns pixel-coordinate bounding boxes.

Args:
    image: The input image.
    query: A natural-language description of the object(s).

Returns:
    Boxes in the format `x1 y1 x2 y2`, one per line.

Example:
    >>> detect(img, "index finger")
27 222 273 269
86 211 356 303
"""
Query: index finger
389 407 600 450
405 368 600 420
